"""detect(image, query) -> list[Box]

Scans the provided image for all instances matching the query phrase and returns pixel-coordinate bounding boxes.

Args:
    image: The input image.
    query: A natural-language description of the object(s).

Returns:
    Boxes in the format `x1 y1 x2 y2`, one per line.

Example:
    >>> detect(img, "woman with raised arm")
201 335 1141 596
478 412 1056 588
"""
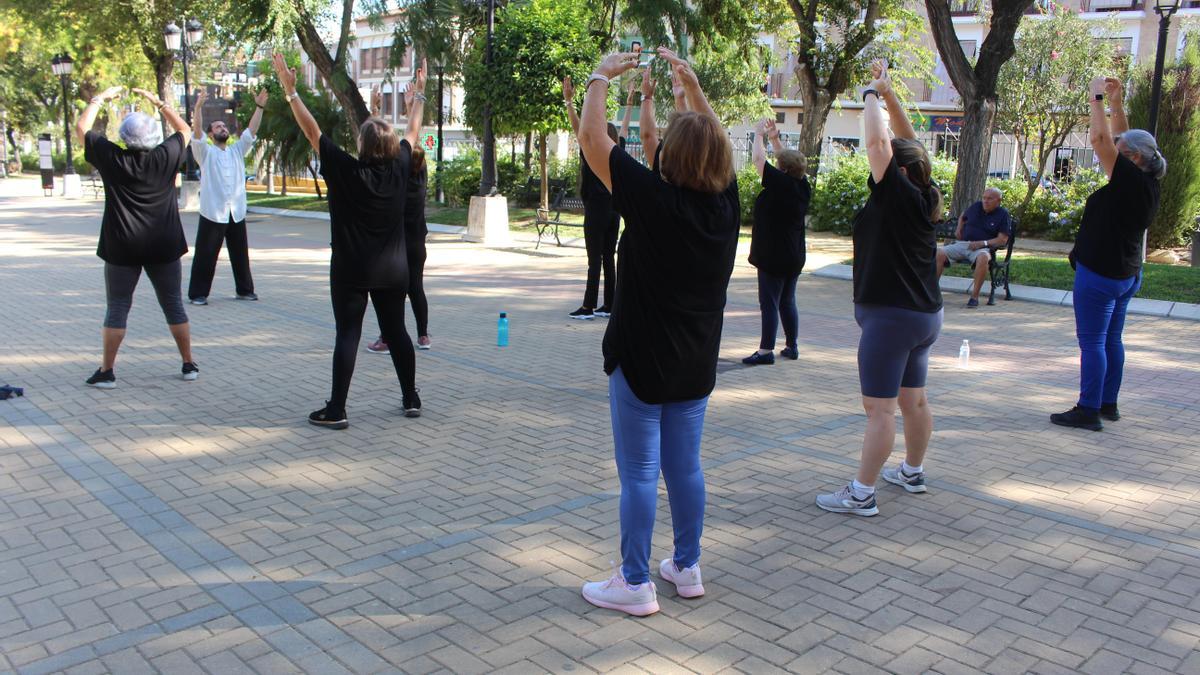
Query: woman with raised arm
270 53 426 429
743 117 811 365
1051 76 1163 431
816 61 943 517
76 85 198 389
576 48 740 617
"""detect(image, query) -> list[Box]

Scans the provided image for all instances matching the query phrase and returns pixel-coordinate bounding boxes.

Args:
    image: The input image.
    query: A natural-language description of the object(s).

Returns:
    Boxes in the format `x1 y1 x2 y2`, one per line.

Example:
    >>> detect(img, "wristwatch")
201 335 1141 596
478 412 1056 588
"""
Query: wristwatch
285 92 299 103
585 73 610 90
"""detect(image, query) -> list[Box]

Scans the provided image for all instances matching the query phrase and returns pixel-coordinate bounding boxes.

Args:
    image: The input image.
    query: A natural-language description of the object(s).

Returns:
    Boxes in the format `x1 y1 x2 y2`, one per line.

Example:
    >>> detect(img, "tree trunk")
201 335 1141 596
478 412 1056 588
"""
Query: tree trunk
798 91 833 176
153 56 174 139
308 162 323 200
6 128 21 173
949 97 997 218
292 3 370 129
524 131 533 174
265 152 275 195
538 132 549 210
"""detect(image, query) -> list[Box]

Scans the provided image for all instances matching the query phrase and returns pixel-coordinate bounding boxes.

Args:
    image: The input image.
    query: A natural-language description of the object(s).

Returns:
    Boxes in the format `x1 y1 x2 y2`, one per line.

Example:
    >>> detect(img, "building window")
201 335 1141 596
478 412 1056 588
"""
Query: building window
831 137 860 153
382 92 393 119
360 48 372 73
797 112 803 124
775 112 786 124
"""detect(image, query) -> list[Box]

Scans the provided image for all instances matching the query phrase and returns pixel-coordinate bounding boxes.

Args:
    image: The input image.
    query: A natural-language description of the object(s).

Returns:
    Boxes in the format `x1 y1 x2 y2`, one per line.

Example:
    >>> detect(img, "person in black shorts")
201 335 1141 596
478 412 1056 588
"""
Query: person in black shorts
75 85 199 389
1051 76 1164 431
743 117 811 365
816 61 944 517
270 53 426 429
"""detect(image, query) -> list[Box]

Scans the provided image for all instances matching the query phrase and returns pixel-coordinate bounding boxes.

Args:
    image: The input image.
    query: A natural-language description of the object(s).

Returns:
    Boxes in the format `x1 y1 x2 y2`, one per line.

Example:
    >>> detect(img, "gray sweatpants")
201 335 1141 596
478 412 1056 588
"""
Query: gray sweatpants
103 260 189 329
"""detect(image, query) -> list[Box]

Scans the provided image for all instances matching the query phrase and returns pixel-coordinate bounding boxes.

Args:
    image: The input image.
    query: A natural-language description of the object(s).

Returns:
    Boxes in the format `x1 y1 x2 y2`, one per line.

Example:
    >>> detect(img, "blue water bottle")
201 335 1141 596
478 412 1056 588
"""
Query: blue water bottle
497 312 509 347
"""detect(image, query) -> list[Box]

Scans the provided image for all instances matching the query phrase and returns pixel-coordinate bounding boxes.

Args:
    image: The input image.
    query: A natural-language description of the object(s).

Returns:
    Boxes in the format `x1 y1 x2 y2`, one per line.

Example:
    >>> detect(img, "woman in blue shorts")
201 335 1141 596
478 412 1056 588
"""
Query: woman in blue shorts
816 61 943 517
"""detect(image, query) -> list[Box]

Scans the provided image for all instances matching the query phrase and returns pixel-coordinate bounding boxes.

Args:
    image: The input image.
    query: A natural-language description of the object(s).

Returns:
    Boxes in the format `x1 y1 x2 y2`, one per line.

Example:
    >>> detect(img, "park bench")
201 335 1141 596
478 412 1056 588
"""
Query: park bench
936 216 1017 305
86 172 104 199
535 186 584 249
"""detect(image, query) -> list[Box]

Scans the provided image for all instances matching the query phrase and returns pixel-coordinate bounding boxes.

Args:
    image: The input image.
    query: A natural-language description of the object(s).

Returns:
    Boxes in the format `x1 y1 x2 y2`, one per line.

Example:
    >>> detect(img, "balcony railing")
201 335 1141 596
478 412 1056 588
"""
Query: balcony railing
1081 0 1144 11
949 0 981 15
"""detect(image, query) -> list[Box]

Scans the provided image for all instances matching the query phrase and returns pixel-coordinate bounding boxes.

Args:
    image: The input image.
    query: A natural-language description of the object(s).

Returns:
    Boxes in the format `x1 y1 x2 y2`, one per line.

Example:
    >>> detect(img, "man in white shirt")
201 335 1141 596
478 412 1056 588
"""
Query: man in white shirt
187 89 267 305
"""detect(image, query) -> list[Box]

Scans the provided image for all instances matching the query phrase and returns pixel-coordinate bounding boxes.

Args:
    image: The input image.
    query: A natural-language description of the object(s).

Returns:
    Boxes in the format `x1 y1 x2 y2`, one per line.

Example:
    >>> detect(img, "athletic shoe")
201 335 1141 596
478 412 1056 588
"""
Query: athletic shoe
581 571 659 616
779 346 799 360
181 362 199 381
815 485 879 516
417 335 432 350
190 297 208 306
1050 406 1102 431
403 389 422 418
86 368 116 389
659 558 704 598
881 465 927 493
967 297 979 308
308 402 348 430
594 306 612 318
235 293 258 301
569 307 595 320
1100 403 1120 421
366 338 390 354
742 351 775 365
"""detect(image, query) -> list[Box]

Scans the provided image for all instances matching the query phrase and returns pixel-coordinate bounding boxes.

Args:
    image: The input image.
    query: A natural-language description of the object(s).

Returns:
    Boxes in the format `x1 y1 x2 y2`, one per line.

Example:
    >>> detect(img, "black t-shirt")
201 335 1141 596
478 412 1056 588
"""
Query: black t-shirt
84 131 188 266
1071 154 1160 280
579 137 625 202
749 162 811 277
851 157 942 312
404 165 429 256
319 134 411 289
603 145 740 404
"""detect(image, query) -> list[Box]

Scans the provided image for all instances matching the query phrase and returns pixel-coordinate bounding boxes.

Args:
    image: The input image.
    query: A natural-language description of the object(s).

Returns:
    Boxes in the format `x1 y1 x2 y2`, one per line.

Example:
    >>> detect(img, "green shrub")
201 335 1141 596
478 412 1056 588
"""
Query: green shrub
22 151 91 176
988 167 1106 241
736 163 761 228
439 149 526 207
808 152 956 234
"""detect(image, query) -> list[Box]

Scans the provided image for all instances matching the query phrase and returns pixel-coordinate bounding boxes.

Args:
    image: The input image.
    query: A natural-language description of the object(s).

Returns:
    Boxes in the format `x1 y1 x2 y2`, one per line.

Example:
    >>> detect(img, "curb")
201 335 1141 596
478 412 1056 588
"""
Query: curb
809 263 1200 321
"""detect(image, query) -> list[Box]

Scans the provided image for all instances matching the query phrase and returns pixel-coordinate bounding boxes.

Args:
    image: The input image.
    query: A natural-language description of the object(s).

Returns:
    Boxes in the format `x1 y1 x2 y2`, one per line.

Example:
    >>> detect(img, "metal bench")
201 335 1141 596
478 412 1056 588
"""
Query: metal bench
86 172 104 199
534 186 584 249
937 216 1017 305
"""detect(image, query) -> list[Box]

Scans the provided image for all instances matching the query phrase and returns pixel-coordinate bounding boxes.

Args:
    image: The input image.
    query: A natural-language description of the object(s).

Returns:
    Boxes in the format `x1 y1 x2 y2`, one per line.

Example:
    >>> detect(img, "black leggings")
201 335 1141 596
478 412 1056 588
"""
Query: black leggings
408 244 429 337
331 285 416 409
583 199 619 309
104 260 188 329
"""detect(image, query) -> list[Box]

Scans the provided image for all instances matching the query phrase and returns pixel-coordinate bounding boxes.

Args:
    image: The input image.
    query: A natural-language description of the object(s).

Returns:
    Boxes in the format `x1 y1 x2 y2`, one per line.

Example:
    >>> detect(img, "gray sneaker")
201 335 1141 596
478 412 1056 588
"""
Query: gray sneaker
815 484 879 516
881 465 927 493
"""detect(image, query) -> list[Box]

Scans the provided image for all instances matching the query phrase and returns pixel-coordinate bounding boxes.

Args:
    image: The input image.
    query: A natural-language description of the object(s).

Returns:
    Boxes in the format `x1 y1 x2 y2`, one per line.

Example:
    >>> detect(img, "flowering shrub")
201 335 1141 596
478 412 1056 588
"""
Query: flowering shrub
808 151 956 234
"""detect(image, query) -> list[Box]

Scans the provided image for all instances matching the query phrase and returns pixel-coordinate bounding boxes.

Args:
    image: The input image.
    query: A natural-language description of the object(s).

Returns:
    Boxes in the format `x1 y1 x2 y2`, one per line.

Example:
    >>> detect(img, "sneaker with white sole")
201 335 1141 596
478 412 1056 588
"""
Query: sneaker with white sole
815 484 879 516
659 558 704 598
181 362 199 381
581 571 659 616
365 338 390 354
881 465 927 493
568 306 595 320
417 335 432 350
86 368 116 389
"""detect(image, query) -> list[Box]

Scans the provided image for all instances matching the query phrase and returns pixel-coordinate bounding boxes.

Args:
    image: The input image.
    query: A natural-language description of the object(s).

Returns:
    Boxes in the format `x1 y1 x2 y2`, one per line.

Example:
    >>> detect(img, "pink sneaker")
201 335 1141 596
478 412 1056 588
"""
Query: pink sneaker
659 558 705 598
366 338 389 354
581 570 659 616
417 335 432 350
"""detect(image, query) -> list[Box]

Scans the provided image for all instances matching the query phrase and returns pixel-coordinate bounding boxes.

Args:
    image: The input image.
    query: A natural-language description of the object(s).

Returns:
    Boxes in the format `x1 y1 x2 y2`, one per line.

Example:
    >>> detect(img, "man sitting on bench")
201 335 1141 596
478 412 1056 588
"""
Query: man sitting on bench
937 187 1012 308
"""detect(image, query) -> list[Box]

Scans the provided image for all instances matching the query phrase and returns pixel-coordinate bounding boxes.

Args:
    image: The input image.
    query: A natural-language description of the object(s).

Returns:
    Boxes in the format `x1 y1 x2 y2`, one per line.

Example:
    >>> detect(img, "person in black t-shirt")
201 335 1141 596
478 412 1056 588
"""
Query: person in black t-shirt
271 53 427 430
75 85 199 390
743 117 811 365
1051 77 1164 432
816 60 944 518
576 49 739 617
562 77 634 320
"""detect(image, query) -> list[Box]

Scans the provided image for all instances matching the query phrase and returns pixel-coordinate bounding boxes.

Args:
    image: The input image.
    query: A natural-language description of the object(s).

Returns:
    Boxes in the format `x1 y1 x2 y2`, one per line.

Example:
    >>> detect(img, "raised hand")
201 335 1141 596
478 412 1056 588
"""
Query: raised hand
641 68 655 98
95 85 124 103
413 58 427 94
870 59 892 96
764 118 779 140
670 69 685 100
371 87 383 115
272 53 297 94
254 89 269 107
131 88 164 108
1103 76 1123 100
194 90 207 107
562 76 575 104
596 52 639 80
754 118 768 136
404 86 415 109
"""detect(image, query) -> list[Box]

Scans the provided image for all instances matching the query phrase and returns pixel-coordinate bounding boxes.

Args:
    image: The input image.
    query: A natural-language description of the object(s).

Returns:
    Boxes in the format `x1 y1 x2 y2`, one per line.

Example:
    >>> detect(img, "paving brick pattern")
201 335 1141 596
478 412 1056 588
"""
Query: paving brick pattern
2 182 1199 674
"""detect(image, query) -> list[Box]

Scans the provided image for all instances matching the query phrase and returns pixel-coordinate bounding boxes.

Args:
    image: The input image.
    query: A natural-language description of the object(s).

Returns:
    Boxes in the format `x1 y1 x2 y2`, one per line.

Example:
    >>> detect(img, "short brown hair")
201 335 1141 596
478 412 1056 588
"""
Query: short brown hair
358 117 401 162
891 138 943 221
775 149 807 180
659 111 733 194
411 145 426 175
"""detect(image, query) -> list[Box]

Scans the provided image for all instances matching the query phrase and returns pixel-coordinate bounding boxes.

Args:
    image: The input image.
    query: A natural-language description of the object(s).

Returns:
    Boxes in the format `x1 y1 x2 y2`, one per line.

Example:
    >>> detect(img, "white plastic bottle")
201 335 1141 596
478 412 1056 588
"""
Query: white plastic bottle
959 340 970 368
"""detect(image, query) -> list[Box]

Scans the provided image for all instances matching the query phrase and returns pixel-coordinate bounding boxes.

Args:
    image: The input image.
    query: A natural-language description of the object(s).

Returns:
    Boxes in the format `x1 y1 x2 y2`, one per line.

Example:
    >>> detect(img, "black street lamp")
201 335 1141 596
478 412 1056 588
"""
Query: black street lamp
478 0 498 196
433 54 446 204
1148 0 1182 136
50 53 75 181
164 19 204 180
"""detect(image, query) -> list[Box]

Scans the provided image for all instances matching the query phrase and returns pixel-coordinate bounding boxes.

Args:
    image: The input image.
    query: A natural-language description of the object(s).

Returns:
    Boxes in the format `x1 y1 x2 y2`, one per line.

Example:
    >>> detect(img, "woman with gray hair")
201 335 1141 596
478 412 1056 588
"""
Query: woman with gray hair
75 86 197 389
1052 76 1164 431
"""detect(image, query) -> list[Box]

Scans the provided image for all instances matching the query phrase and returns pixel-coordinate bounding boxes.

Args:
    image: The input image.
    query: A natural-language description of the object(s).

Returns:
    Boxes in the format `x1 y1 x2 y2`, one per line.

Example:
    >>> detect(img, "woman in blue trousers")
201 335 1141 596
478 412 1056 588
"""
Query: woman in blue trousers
1052 76 1164 431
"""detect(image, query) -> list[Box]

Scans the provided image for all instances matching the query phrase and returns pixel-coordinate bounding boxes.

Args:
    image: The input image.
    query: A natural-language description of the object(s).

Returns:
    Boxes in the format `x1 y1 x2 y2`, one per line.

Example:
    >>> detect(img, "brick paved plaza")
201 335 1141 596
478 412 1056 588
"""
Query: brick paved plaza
2 178 1199 674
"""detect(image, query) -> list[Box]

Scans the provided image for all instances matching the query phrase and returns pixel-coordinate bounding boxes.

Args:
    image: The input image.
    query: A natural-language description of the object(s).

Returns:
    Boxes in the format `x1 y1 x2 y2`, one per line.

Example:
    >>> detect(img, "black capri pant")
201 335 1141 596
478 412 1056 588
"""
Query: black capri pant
104 260 189 329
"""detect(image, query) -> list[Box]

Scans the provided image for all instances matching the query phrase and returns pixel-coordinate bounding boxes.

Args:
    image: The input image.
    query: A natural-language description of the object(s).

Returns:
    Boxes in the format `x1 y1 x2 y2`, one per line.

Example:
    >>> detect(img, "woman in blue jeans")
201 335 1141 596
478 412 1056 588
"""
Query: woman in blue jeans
1052 76 1164 431
575 50 740 616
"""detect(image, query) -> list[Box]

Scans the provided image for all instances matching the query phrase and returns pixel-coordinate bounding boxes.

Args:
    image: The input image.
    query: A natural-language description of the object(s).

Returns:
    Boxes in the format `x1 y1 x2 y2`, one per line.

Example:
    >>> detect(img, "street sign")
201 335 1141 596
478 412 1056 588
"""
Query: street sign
39 133 53 194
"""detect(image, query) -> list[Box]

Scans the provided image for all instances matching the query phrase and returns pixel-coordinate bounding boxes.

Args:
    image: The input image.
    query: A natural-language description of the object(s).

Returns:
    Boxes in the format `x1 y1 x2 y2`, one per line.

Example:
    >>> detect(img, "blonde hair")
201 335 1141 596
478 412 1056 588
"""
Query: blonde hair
775 149 807 180
891 138 943 221
659 112 734 194
358 117 401 162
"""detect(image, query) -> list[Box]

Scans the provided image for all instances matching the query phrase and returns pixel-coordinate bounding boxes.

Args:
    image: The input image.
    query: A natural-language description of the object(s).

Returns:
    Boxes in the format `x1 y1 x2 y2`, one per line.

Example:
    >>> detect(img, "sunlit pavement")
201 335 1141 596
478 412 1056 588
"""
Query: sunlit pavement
2 175 1199 674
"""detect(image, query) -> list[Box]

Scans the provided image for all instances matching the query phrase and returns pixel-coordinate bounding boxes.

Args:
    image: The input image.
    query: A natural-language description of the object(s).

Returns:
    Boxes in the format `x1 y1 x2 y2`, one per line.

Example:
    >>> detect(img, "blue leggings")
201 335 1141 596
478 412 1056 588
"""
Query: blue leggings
609 368 708 585
757 270 799 350
1073 262 1140 409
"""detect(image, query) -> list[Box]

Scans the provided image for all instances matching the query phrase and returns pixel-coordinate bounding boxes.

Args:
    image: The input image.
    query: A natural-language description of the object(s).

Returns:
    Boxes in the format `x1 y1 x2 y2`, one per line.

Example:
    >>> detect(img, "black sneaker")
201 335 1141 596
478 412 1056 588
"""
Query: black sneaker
181 362 199 381
742 351 775 365
235 293 258 301
779 346 799 360
403 389 422 418
594 306 612 318
309 402 349 430
568 307 595 320
86 368 116 389
1050 406 1102 431
1099 403 1120 421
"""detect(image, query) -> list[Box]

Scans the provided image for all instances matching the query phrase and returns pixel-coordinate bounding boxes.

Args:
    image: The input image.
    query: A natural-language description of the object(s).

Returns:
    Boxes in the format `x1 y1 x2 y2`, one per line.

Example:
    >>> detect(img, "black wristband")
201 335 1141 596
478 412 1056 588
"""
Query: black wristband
1094 93 1104 101
255 104 264 109
863 89 879 101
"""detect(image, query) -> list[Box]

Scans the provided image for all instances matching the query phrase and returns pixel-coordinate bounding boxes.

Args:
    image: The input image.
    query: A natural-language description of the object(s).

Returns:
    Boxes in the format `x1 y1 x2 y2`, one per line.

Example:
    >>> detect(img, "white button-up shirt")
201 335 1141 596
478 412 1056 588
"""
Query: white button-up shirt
194 129 256 223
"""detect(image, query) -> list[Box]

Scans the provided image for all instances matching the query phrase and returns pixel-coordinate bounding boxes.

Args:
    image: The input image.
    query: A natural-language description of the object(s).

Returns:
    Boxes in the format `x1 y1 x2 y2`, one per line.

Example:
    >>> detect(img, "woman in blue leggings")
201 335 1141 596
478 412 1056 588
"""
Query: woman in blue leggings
1052 76 1164 431
575 50 740 616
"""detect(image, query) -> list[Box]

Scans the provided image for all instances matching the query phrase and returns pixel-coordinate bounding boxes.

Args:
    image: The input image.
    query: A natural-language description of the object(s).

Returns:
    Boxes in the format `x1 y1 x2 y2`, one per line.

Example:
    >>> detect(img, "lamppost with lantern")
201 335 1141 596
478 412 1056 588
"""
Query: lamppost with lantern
478 0 497 197
432 54 446 204
1148 0 1182 137
50 53 79 194
163 19 203 181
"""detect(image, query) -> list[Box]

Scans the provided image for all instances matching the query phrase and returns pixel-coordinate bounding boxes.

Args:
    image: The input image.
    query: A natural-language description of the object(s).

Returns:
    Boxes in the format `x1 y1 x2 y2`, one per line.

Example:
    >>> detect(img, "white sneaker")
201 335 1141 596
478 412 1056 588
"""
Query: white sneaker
815 484 879 516
581 571 659 616
659 558 705 598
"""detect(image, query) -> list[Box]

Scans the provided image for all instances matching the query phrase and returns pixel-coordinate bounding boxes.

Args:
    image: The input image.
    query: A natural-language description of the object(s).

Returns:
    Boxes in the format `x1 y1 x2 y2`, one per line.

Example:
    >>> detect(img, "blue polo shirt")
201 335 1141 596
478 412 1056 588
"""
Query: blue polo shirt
961 201 1012 243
